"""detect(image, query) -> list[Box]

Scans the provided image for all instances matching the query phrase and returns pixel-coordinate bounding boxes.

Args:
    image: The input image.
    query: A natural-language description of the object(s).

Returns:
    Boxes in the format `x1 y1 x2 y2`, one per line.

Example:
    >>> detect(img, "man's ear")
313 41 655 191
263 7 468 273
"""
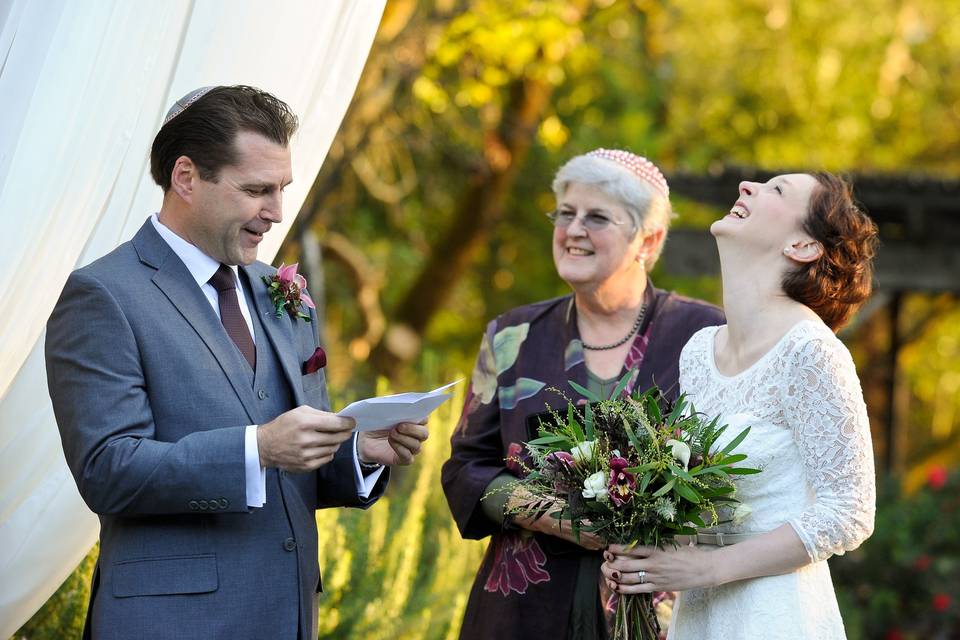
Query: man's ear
170 155 197 203
783 237 823 263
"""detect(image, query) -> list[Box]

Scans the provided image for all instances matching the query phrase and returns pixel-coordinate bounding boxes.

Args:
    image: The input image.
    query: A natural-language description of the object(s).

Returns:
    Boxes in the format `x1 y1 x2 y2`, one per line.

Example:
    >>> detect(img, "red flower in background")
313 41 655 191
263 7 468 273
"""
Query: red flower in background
884 630 903 640
933 593 951 612
927 466 949 490
913 554 932 572
484 532 550 596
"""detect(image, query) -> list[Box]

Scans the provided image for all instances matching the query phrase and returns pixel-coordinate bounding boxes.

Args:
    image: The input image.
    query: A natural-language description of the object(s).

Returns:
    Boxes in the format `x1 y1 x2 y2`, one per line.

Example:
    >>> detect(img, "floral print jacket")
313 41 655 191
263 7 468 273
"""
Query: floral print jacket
442 283 724 640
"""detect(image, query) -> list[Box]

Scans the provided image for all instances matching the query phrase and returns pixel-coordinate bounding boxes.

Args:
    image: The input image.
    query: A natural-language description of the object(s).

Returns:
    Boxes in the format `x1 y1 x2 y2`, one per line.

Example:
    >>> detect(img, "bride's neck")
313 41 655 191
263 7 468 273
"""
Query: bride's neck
718 242 812 353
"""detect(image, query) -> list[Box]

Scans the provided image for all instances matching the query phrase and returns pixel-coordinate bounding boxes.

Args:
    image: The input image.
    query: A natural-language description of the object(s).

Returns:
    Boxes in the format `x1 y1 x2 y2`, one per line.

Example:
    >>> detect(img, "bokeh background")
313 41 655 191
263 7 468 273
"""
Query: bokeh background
15 1 960 638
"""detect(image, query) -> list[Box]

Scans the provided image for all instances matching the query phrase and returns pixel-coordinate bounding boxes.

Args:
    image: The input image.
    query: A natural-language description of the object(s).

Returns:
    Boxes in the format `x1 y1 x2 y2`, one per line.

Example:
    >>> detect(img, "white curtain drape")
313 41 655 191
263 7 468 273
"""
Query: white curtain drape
0 1 385 634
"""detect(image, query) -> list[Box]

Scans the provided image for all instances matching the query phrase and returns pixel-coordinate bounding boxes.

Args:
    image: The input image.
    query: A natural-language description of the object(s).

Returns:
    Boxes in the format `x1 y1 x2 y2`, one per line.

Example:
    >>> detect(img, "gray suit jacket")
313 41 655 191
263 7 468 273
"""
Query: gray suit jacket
45 219 386 639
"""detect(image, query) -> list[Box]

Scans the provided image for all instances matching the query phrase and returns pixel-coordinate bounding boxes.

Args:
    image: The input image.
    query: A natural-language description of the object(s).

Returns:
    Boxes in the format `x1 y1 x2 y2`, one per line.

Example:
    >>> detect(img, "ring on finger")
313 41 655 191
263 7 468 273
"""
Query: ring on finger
638 570 646 584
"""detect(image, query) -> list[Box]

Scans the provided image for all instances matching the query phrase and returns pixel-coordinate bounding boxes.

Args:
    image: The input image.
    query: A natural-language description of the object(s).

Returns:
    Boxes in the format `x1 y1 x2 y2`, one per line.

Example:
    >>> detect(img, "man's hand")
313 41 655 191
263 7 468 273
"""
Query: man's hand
357 421 429 466
257 406 355 472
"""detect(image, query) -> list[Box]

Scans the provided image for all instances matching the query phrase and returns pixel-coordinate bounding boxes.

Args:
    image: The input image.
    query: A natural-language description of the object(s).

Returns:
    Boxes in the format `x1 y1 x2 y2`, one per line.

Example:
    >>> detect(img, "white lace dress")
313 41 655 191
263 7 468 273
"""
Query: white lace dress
668 320 875 640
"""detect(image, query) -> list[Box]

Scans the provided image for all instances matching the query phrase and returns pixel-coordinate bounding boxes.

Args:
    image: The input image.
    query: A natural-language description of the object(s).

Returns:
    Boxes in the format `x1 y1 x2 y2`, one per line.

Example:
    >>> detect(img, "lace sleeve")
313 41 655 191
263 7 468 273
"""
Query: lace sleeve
784 333 876 563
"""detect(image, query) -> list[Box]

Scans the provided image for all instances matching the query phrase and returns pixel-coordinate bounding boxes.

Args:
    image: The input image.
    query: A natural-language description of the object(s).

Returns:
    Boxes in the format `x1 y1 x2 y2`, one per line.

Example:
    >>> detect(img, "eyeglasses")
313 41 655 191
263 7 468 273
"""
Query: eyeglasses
546 209 627 232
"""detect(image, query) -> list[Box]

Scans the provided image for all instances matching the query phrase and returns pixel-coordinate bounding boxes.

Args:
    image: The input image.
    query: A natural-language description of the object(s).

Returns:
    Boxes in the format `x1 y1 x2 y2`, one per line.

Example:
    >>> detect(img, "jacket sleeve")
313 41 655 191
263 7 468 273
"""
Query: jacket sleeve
441 320 509 540
45 270 249 516
300 298 390 510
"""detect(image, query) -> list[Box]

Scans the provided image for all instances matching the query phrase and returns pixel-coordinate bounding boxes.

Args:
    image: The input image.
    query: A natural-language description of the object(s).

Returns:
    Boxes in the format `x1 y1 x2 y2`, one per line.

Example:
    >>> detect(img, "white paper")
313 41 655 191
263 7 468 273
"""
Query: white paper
338 380 461 431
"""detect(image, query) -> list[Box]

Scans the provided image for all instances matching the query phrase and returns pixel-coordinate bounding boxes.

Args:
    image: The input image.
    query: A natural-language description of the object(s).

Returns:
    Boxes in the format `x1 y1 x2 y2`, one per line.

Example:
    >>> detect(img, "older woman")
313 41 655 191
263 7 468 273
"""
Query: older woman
601 172 878 639
441 150 724 639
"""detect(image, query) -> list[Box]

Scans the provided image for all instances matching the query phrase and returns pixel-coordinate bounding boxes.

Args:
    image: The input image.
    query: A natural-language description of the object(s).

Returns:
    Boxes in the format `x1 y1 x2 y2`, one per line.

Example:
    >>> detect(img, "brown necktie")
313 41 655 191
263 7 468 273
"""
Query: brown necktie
208 264 256 370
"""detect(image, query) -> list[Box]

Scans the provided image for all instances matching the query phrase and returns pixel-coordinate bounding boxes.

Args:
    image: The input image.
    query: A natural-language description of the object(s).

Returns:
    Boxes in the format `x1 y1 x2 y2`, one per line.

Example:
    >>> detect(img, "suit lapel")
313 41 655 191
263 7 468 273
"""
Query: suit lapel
241 264 306 406
133 221 259 422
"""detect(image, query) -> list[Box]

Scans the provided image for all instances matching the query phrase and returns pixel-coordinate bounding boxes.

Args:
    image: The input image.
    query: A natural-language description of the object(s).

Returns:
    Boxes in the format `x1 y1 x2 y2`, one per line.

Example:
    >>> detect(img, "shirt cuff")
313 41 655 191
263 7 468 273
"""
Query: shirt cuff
245 425 267 508
352 432 384 499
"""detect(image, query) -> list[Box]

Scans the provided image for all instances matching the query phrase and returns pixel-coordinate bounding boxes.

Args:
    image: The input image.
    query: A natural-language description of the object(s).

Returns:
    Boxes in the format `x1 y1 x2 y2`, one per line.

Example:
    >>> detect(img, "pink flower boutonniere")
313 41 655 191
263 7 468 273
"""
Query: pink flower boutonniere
262 263 315 322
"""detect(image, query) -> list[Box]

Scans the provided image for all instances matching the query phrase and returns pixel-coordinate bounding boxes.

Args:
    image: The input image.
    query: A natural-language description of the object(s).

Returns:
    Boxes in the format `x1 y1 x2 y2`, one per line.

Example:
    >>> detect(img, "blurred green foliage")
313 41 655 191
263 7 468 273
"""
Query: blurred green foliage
832 467 960 639
13 545 96 639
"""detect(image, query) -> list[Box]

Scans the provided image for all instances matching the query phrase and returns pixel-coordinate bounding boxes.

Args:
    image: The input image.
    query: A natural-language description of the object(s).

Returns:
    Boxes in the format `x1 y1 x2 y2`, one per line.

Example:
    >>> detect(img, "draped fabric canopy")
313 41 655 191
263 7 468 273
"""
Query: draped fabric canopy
0 1 384 634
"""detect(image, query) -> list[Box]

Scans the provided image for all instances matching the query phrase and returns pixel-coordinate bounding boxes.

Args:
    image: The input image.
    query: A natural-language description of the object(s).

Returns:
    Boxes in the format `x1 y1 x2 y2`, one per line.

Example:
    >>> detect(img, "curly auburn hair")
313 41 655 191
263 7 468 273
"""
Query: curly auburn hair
781 172 879 332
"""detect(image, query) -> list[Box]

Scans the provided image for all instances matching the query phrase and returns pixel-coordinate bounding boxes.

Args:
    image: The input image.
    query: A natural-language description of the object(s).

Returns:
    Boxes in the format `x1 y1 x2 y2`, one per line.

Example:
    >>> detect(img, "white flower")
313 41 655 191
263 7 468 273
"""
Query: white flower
570 440 596 465
582 471 608 502
666 439 691 470
732 502 753 525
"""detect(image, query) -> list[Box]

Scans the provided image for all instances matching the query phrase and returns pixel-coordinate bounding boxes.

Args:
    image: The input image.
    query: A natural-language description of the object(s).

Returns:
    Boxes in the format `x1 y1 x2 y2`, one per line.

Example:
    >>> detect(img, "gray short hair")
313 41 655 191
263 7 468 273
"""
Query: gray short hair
551 154 673 269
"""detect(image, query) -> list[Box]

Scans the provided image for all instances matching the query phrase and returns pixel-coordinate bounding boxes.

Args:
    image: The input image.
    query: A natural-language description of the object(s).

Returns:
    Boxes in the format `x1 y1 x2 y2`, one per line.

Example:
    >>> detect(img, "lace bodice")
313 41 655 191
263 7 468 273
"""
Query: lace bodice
679 320 876 563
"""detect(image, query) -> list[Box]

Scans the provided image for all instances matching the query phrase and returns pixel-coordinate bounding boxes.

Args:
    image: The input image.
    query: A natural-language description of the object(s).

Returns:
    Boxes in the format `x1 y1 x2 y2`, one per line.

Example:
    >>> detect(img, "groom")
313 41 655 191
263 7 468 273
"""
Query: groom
45 85 428 639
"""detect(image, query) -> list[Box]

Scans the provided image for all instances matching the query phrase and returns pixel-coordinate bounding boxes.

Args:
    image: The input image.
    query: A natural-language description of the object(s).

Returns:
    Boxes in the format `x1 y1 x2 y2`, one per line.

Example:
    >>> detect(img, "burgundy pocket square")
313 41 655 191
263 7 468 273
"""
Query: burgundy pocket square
302 347 326 375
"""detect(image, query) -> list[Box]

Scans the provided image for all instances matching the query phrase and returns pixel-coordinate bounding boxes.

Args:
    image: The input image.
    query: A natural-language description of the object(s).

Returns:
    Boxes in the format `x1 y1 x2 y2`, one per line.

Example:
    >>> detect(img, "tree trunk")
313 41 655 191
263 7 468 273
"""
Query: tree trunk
370 74 554 377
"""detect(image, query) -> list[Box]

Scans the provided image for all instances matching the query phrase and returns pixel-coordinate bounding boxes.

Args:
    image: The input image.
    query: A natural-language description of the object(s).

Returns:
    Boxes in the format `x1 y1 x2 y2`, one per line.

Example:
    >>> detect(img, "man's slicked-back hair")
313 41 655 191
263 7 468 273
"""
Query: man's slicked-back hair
150 85 298 191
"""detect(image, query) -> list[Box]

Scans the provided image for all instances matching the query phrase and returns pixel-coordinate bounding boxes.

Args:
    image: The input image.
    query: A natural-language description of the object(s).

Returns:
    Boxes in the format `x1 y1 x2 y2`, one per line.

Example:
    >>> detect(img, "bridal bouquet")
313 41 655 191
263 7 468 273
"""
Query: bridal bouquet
506 373 759 640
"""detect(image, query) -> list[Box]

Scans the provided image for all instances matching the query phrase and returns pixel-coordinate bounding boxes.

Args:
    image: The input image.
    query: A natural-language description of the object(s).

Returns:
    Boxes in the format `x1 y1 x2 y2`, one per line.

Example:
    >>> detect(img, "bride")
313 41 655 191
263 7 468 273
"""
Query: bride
600 172 878 639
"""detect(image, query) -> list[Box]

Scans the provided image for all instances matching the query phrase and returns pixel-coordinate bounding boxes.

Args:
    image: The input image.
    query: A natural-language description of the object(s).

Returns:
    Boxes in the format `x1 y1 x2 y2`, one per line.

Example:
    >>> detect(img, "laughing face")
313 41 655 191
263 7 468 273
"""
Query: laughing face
187 130 293 265
711 173 819 253
552 181 641 288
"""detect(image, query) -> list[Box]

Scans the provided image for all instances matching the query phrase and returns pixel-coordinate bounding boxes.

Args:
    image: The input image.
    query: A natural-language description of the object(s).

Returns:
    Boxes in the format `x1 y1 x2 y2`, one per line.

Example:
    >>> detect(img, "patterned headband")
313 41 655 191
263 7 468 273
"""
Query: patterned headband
586 148 669 199
162 86 217 126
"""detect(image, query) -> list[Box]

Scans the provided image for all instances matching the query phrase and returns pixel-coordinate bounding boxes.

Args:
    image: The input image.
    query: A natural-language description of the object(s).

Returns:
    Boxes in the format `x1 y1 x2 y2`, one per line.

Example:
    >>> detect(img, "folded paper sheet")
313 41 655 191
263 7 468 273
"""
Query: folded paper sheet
338 381 461 431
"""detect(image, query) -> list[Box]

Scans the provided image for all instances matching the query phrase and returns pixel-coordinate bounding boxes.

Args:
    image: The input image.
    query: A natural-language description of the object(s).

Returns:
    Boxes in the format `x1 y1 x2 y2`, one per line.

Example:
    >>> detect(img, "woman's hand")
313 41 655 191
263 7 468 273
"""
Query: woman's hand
530 508 605 551
506 488 604 551
601 543 717 593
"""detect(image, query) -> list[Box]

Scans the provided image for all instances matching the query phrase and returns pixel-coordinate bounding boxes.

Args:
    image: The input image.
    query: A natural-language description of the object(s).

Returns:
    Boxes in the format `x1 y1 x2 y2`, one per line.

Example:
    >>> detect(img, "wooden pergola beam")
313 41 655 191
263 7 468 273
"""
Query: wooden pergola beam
663 167 960 293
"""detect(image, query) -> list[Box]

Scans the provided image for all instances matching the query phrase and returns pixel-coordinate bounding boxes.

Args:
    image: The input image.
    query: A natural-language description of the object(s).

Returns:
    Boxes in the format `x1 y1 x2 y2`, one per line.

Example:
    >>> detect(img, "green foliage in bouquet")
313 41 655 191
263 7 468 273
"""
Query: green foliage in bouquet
512 372 759 549
504 370 759 639
831 466 959 640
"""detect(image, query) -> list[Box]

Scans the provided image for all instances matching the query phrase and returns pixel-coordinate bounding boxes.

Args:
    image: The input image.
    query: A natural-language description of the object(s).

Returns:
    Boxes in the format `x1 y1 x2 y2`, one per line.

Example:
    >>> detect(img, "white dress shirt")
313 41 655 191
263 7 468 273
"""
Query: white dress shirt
150 214 382 506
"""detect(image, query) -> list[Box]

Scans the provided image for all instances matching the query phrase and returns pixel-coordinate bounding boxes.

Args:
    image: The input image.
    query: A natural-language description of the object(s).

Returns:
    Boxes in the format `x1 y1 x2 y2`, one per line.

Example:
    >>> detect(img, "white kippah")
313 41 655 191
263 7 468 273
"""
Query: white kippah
162 86 217 126
586 148 670 199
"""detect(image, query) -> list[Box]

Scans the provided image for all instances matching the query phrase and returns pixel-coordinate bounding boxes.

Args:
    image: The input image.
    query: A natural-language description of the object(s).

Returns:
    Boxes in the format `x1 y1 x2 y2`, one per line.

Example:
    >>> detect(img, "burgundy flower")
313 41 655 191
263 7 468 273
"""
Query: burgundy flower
545 451 575 472
607 455 637 508
544 450 577 493
914 554 931 572
484 532 550 596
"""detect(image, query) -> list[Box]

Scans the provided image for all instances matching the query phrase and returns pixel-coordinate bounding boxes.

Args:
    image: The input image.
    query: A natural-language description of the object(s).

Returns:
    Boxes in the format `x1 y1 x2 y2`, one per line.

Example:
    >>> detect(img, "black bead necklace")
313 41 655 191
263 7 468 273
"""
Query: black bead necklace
581 303 648 351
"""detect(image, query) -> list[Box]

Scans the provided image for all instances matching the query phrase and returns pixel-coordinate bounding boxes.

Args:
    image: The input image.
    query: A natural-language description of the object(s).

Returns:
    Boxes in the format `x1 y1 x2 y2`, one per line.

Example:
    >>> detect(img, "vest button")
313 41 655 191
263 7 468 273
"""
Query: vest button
283 537 297 552
258 389 267 400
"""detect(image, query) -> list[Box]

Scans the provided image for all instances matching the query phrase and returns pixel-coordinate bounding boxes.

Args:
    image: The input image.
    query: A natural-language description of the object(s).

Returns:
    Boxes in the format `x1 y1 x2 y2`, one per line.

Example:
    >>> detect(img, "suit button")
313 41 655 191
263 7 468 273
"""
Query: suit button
189 500 199 511
198 500 208 510
283 537 296 552
218 498 229 509
258 389 267 400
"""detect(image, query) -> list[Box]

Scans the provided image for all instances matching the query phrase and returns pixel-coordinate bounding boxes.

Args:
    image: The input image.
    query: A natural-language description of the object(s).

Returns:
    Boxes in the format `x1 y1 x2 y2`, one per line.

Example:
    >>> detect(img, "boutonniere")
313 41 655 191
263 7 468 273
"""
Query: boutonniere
261 263 315 322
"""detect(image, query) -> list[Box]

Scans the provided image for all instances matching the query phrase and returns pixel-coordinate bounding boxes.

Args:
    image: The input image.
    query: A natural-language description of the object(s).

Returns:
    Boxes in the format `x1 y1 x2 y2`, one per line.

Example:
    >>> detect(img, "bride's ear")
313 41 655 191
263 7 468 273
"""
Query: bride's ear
783 238 823 263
